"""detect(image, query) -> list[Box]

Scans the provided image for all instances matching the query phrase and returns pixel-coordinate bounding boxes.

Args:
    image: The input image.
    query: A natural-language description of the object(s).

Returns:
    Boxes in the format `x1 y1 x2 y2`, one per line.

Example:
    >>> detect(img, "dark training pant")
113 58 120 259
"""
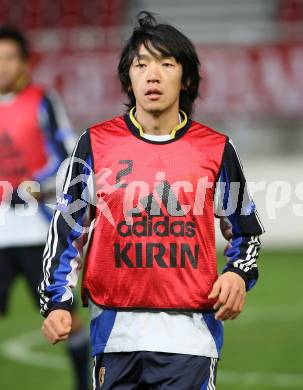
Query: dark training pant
93 351 218 389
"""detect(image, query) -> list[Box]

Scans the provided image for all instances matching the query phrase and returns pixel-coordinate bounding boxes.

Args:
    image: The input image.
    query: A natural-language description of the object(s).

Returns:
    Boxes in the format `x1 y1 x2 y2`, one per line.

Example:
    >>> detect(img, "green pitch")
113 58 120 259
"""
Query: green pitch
0 249 302 390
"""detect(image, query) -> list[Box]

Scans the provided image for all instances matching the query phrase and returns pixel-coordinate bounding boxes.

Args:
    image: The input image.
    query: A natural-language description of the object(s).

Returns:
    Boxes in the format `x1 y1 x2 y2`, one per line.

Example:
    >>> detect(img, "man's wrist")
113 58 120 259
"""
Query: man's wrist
222 268 249 291
43 302 73 318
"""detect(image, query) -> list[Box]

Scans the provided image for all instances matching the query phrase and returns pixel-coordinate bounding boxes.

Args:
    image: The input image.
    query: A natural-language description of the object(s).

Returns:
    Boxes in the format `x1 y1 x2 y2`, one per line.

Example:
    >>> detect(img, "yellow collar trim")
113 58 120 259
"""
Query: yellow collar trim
129 107 188 139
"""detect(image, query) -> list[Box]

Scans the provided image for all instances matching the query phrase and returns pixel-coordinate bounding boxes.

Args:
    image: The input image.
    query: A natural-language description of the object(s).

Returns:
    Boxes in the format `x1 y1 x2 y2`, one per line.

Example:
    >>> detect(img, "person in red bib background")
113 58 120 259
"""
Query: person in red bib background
0 26 90 390
40 12 265 389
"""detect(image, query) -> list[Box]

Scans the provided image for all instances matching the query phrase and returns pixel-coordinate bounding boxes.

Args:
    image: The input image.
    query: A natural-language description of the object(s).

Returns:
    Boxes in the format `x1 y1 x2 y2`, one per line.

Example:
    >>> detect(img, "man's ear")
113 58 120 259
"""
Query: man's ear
181 79 191 91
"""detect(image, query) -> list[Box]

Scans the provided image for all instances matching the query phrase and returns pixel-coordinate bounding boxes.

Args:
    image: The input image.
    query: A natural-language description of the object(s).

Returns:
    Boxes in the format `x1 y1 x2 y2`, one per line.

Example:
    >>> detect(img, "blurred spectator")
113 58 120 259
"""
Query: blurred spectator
0 26 90 390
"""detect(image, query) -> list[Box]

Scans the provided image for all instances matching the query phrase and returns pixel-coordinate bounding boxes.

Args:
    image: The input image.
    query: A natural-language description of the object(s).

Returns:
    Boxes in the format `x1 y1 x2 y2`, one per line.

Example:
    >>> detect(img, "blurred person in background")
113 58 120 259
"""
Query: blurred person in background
0 26 90 390
40 11 264 389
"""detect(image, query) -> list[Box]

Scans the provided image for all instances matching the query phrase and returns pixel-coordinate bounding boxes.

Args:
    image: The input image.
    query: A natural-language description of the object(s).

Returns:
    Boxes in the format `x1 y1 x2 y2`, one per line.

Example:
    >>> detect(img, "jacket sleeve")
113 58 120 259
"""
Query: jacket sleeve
214 138 265 291
39 130 95 317
35 90 77 185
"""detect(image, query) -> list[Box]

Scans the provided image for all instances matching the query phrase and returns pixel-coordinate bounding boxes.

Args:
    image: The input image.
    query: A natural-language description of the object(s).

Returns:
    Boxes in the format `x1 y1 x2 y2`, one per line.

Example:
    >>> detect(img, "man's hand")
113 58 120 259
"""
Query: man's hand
208 272 246 321
42 309 72 344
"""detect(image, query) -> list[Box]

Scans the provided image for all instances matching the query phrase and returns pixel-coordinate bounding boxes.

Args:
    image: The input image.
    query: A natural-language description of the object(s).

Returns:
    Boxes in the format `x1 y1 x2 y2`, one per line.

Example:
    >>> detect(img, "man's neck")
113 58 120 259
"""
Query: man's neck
0 73 30 97
0 90 15 98
135 104 180 136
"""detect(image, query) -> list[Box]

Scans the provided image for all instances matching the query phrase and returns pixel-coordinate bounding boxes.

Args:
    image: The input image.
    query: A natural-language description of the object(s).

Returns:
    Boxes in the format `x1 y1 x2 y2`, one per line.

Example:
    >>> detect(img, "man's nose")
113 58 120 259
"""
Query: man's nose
146 63 161 83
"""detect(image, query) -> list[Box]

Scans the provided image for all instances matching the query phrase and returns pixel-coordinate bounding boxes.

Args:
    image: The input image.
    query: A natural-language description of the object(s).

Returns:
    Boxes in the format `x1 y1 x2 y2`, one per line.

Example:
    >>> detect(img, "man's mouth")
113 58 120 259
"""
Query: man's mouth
145 89 162 100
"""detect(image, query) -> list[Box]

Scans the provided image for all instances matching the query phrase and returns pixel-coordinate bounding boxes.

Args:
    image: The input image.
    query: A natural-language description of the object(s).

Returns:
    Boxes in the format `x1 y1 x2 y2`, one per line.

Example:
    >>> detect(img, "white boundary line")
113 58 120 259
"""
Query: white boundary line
0 329 303 387
0 329 68 370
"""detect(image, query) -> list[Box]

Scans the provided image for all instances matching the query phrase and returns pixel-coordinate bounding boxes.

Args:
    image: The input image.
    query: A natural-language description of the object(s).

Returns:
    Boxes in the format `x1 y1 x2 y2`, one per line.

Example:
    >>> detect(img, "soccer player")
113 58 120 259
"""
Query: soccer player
0 27 90 390
40 12 264 389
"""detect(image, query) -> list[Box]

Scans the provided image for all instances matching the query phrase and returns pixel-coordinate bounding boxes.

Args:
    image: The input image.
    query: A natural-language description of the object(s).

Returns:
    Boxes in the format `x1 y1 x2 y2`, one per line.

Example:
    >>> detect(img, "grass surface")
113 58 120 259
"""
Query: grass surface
0 249 302 389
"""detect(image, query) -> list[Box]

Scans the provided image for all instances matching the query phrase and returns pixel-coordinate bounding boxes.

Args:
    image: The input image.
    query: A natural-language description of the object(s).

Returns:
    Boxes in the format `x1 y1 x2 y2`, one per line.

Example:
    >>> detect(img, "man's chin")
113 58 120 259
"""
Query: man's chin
142 102 166 116
0 84 14 95
148 108 163 116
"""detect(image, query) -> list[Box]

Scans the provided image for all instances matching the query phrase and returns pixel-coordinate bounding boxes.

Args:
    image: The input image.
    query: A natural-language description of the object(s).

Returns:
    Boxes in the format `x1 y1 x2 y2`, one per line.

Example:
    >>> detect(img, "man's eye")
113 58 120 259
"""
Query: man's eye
135 63 146 68
163 62 174 67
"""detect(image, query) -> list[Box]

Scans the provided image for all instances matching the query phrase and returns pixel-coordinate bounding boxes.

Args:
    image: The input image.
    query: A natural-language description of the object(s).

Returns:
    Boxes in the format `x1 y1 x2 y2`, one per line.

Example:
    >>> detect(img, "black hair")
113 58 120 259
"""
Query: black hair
118 11 201 116
0 26 29 59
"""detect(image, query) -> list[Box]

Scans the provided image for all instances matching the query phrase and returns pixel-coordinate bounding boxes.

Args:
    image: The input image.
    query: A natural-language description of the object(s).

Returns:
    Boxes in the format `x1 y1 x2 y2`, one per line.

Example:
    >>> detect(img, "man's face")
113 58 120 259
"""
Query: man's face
129 43 183 115
0 39 27 94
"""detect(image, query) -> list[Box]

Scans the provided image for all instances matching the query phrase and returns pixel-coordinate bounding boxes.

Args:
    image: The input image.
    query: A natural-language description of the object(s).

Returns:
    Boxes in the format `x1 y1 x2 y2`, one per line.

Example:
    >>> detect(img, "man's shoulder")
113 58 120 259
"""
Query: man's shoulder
20 83 45 100
190 120 228 145
88 115 126 133
190 119 227 138
22 85 63 107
